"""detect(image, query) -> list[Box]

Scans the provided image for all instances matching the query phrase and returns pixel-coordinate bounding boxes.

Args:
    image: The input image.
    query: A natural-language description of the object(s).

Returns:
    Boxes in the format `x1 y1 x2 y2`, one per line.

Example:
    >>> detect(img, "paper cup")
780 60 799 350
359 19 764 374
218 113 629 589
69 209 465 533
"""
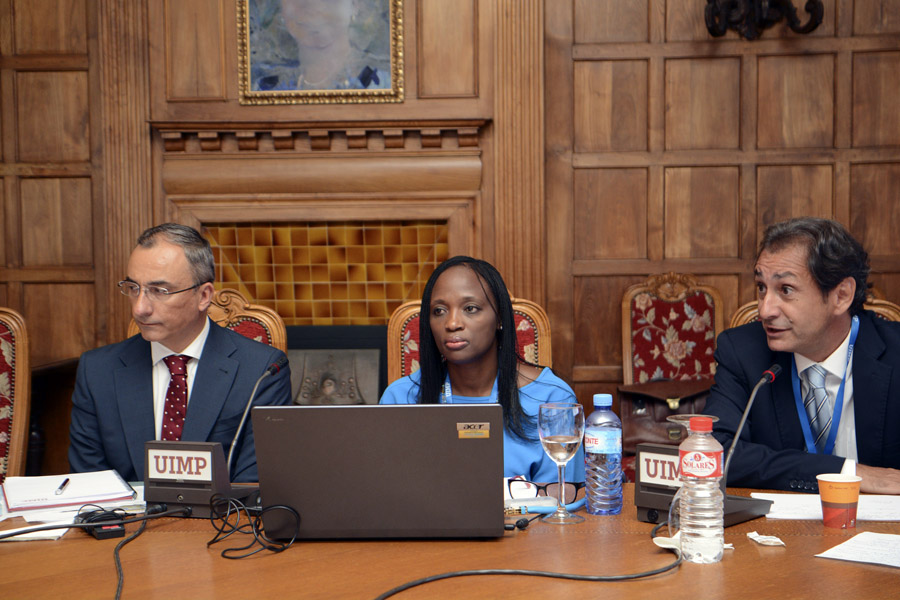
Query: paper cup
816 474 862 529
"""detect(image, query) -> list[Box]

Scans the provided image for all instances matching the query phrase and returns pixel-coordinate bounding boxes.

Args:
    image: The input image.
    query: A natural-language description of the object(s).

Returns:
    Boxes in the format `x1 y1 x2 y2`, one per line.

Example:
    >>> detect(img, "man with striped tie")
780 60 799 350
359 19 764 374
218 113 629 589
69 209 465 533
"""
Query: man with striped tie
705 217 900 494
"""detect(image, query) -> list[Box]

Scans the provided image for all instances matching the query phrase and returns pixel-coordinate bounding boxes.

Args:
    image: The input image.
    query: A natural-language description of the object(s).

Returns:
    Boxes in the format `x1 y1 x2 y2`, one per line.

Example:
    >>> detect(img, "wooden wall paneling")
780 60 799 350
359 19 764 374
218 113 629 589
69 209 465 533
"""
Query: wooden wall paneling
164 0 225 100
161 153 483 195
574 0 648 44
853 0 900 35
12 0 88 54
834 50 852 149
736 161 757 302
19 177 93 266
849 162 900 256
573 168 648 260
705 273 741 328
97 0 153 343
852 51 900 147
16 71 90 162
574 60 648 152
544 0 575 380
418 0 477 97
757 54 835 149
493 0 543 302
647 1 664 264
0 179 7 267
663 166 740 259
665 0 714 42
23 283 95 366
571 274 644 384
664 58 741 150
757 165 834 224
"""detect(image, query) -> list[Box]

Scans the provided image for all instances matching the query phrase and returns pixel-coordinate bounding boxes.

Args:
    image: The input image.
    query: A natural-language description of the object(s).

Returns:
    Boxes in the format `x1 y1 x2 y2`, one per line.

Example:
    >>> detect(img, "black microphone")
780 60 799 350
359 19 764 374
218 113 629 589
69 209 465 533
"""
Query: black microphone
722 364 782 487
264 355 289 376
226 356 290 478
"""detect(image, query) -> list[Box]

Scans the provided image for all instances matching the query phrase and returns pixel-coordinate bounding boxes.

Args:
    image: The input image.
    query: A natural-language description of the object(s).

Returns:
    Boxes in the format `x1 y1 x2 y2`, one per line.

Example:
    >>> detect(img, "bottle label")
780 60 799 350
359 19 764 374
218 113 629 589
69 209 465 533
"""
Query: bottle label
679 449 722 478
585 428 621 454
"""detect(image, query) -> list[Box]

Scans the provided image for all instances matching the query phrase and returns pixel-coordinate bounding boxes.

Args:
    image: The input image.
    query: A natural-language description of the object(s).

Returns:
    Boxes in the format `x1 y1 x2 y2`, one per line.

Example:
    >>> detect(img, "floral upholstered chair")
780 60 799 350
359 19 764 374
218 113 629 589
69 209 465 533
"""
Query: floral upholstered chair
0 307 30 485
387 297 552 383
129 288 287 353
622 273 724 385
619 273 724 481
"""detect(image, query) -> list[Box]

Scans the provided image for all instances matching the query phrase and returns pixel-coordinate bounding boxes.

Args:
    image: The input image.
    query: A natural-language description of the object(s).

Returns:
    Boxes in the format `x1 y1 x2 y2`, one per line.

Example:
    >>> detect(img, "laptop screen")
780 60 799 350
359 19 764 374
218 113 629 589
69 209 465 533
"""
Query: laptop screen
252 403 505 539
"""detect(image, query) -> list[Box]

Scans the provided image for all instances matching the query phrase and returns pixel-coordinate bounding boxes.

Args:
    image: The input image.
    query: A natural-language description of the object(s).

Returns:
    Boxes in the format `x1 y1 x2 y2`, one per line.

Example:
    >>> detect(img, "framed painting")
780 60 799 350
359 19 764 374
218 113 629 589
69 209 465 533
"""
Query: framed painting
237 0 404 105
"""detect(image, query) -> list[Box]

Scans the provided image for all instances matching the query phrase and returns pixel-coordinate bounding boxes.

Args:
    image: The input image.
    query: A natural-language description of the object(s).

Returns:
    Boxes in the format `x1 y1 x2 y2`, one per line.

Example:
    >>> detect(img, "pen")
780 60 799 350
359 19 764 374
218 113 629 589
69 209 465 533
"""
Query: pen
55 478 70 495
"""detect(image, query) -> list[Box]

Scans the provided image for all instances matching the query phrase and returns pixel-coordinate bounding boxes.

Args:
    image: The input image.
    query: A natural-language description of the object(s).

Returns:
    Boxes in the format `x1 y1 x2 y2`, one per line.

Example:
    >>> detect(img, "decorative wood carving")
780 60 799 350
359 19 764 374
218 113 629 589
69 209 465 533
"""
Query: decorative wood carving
98 0 153 344
493 1 544 303
153 122 488 155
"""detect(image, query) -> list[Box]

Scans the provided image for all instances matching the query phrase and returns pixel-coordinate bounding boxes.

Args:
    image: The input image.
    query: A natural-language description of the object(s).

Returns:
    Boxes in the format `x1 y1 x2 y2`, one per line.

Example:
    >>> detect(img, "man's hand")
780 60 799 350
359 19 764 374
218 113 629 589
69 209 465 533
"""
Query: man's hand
857 464 900 494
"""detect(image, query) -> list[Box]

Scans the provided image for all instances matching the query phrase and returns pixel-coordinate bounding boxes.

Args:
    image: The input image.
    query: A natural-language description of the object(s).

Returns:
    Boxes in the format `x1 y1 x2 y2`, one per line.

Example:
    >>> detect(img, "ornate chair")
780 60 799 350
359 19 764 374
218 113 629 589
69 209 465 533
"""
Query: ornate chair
729 292 900 328
621 272 725 385
0 307 30 484
386 297 552 384
128 288 287 353
619 273 724 481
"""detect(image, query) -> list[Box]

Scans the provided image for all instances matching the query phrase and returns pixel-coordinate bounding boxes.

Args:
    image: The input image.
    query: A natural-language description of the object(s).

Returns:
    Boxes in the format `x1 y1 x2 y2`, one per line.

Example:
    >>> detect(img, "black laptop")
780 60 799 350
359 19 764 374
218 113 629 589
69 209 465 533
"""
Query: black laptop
251 403 505 539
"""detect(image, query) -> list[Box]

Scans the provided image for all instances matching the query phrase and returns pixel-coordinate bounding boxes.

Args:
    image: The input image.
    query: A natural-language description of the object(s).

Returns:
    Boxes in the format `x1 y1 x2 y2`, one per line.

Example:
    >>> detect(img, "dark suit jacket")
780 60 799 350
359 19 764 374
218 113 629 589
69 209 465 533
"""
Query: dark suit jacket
68 320 292 482
704 310 900 492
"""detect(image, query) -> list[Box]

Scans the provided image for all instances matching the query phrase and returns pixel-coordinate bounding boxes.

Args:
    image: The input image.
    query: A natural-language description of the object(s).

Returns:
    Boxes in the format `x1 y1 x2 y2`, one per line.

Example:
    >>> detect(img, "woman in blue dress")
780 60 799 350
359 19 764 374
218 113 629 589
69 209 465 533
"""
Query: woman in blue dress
380 256 585 484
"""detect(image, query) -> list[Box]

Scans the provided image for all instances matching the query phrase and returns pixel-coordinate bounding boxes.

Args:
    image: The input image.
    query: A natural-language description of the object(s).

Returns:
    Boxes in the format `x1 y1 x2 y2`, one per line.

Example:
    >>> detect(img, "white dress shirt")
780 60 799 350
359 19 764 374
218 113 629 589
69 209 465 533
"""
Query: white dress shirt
150 318 211 439
795 324 857 473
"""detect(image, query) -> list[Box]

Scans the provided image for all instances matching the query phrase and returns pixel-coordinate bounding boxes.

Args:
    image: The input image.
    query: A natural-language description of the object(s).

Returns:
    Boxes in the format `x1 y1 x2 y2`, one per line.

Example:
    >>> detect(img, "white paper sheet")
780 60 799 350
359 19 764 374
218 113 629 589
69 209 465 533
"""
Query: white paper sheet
2 471 136 512
816 532 900 568
750 492 900 521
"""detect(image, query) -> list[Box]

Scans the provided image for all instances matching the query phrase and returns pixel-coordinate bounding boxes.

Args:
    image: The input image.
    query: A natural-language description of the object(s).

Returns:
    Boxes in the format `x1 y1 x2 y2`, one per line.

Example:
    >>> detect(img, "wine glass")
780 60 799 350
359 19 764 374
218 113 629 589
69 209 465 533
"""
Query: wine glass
538 402 585 524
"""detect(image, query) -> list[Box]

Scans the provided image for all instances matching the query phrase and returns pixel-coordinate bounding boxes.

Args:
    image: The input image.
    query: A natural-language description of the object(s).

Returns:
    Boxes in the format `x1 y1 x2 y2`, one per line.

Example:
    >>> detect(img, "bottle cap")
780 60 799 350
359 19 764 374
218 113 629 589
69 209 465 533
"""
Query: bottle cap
689 416 713 432
593 393 612 407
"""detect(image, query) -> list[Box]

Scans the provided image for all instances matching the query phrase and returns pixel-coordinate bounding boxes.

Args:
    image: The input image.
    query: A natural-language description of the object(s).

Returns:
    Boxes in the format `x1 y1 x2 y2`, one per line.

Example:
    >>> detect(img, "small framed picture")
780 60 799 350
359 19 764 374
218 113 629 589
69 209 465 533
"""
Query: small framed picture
289 349 381 405
237 0 404 105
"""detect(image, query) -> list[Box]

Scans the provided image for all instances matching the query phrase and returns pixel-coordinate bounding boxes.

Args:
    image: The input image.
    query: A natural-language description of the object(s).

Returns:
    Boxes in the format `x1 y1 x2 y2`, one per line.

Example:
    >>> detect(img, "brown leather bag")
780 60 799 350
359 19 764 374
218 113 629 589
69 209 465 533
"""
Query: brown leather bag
617 378 714 454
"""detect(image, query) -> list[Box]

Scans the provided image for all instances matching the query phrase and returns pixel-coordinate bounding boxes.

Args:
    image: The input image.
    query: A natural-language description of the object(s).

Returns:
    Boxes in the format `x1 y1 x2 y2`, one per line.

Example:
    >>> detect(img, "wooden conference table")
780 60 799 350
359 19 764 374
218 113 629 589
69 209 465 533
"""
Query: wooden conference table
2 485 897 600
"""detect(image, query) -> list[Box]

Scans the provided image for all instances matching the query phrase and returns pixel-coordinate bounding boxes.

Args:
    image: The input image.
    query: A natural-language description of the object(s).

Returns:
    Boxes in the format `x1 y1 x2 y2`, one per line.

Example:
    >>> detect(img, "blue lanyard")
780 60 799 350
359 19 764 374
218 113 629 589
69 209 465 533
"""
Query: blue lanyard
441 373 499 404
790 315 859 455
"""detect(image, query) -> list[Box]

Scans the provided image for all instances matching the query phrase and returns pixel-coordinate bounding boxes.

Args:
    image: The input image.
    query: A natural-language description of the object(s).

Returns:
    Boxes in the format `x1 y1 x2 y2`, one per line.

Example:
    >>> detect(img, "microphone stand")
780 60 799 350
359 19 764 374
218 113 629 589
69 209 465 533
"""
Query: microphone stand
719 366 780 526
227 357 288 478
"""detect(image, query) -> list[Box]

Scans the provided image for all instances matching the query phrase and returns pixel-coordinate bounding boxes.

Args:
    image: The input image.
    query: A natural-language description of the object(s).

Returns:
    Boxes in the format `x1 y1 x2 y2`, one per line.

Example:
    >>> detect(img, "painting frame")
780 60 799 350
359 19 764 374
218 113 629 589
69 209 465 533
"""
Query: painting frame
237 0 404 105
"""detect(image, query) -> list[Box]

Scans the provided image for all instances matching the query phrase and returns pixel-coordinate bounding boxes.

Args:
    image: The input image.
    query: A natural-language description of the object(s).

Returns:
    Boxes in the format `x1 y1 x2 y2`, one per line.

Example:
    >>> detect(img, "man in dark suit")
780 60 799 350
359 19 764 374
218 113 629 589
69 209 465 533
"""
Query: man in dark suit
69 224 291 482
705 217 900 494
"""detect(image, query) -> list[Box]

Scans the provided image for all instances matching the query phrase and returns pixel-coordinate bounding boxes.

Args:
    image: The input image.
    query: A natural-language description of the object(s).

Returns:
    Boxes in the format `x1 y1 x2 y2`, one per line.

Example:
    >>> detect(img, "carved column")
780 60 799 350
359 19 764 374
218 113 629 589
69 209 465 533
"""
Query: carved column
493 0 545 303
97 0 153 343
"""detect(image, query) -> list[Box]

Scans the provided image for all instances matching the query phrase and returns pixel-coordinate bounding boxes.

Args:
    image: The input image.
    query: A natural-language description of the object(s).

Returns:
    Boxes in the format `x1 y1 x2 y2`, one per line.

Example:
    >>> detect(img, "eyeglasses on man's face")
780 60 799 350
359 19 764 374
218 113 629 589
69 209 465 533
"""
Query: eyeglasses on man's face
117 280 207 302
507 479 585 505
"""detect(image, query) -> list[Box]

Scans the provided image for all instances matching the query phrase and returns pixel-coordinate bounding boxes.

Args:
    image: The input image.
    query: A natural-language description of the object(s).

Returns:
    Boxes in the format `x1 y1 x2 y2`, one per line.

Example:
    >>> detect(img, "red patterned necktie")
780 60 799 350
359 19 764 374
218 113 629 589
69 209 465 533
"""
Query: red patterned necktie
162 354 190 441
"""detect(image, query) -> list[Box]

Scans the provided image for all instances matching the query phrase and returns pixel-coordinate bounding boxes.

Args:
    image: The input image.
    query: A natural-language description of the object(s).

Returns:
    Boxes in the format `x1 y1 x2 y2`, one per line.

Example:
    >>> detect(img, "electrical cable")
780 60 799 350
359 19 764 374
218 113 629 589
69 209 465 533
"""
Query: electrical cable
374 517 681 600
114 518 148 600
0 504 190 541
206 494 300 559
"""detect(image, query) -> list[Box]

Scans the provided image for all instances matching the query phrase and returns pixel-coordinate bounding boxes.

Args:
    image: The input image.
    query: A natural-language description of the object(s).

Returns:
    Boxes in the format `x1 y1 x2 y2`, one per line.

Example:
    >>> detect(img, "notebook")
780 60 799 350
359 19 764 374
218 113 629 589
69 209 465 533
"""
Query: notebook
251 403 505 539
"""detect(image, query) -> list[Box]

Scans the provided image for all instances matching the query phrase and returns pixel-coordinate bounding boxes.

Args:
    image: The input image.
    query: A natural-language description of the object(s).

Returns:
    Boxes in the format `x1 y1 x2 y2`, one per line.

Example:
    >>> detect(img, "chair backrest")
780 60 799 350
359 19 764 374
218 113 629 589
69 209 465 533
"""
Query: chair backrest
621 273 725 385
729 295 900 328
386 296 553 384
128 288 287 353
0 307 30 484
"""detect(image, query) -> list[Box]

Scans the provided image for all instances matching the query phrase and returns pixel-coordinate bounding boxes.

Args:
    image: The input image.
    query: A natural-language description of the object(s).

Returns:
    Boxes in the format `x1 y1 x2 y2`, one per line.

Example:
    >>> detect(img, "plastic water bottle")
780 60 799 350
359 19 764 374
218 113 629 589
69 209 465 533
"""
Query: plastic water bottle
678 415 724 563
584 393 622 515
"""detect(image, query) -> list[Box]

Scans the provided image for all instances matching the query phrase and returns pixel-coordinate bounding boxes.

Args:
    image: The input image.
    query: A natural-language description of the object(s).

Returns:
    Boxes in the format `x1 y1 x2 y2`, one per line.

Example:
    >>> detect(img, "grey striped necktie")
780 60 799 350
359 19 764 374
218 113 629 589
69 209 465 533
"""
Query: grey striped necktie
803 364 831 451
